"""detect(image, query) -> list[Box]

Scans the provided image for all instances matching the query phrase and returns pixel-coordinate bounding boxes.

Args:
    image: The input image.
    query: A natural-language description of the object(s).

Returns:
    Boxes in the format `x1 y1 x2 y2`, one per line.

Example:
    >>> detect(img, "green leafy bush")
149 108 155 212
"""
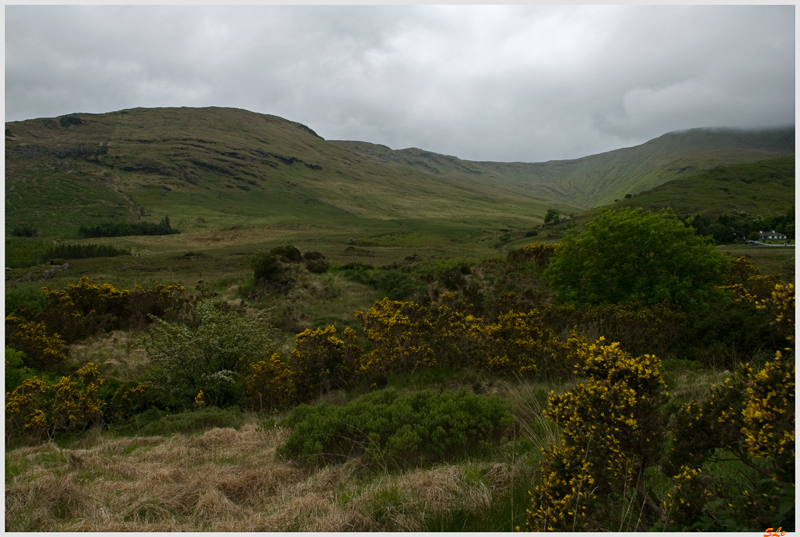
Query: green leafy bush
5 347 37 394
250 251 284 282
270 245 303 263
134 406 248 436
5 284 47 316
142 300 280 408
545 208 730 311
277 388 512 468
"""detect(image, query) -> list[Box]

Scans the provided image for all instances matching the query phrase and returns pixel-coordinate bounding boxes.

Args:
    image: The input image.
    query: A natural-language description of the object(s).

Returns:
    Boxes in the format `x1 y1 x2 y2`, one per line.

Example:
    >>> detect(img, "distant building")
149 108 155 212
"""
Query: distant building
759 230 787 241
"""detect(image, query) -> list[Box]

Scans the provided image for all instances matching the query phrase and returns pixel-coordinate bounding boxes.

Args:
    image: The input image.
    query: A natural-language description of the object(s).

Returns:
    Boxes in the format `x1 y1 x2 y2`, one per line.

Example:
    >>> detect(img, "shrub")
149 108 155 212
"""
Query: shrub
545 208 730 311
142 300 280 408
5 314 68 370
305 257 330 274
38 276 130 342
308 254 336 277
242 353 296 412
36 277 187 341
662 282 794 531
5 284 47 316
270 245 303 263
250 251 284 282
291 325 361 402
277 388 512 468
477 309 567 377
11 226 38 237
355 298 435 379
5 363 106 440
527 339 669 531
135 406 248 436
5 347 37 394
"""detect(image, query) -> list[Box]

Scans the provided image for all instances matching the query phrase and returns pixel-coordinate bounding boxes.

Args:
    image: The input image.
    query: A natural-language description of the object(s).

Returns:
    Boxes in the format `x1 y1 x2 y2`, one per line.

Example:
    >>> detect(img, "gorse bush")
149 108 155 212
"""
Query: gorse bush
5 363 106 441
35 276 187 342
242 353 296 412
661 282 795 531
291 325 361 402
5 314 68 370
276 388 512 468
526 338 669 531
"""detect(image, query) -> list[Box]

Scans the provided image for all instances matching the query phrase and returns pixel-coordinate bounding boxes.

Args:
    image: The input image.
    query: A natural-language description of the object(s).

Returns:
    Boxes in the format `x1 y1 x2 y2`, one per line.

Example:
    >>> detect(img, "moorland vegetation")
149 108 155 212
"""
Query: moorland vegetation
4 107 795 532
5 208 795 531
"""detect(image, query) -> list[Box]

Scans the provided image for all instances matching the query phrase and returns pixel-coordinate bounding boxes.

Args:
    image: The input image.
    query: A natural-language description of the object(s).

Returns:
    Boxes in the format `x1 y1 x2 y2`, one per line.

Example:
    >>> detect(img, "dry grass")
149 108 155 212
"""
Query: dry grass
6 423 530 531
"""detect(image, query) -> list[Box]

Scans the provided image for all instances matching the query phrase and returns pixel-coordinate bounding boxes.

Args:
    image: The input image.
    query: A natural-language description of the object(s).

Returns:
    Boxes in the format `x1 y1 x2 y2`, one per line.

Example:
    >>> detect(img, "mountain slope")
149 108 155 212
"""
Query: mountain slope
5 107 577 239
333 126 795 208
5 107 794 241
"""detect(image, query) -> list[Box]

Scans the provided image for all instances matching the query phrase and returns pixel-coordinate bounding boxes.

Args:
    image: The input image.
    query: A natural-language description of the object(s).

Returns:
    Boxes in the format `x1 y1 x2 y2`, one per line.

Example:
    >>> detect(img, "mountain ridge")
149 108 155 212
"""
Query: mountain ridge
5 106 794 239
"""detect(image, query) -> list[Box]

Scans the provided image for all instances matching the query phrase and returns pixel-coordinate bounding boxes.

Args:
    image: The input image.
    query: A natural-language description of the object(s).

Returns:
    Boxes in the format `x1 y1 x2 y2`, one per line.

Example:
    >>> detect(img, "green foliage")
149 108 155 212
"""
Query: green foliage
142 300 280 409
545 208 730 311
5 284 47 316
304 251 330 274
41 243 131 263
277 388 512 468
375 267 422 301
132 406 248 436
5 237 52 269
270 244 303 263
5 347 37 394
11 226 38 237
544 209 560 224
78 216 178 238
250 251 284 282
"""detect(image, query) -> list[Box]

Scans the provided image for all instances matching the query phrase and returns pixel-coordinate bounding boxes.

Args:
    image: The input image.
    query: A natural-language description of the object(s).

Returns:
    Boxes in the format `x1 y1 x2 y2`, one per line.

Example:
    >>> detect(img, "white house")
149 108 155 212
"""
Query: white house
759 230 787 241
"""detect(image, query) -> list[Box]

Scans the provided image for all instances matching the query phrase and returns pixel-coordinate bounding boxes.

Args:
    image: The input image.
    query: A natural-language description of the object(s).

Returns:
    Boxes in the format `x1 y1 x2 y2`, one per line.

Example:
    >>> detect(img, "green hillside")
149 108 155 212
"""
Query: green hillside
5 107 795 274
5 107 577 243
613 156 795 217
333 126 794 208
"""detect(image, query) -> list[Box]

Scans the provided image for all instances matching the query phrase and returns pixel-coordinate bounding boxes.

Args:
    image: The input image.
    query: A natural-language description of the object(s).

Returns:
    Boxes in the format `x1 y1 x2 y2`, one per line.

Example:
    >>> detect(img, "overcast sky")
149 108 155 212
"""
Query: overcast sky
5 4 795 163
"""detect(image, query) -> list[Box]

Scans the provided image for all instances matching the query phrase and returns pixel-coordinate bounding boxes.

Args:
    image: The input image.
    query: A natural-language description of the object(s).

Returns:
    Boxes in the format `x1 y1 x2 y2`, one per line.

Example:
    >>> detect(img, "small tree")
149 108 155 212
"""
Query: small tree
544 208 730 312
544 208 560 225
143 301 279 408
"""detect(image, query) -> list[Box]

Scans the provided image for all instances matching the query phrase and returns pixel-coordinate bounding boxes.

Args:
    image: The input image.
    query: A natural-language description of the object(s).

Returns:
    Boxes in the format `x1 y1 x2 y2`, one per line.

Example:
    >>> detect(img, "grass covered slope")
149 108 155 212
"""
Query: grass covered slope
6 107 794 244
5 107 569 241
613 156 795 216
334 126 795 209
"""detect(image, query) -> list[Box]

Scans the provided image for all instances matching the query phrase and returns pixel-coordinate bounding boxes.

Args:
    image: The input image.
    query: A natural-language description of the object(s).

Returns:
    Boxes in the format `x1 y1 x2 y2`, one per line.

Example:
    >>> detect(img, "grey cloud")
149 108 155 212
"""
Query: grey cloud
5 5 794 163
